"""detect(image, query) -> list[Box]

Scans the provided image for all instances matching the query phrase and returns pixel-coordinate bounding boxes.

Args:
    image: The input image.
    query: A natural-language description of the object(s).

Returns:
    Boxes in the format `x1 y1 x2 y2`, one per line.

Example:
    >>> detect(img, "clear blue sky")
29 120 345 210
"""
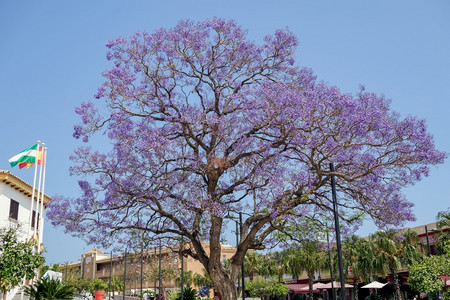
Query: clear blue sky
1 1 449 265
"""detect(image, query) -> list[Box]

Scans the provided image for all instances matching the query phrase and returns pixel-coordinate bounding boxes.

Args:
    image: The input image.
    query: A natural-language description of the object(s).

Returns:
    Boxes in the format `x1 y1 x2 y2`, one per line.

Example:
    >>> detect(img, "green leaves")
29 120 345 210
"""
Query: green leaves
0 225 44 294
23 277 76 300
246 278 289 298
408 256 445 294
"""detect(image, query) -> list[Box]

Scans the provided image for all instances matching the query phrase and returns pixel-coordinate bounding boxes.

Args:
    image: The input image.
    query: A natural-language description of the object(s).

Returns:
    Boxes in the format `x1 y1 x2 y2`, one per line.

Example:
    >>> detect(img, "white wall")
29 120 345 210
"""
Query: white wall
0 181 39 242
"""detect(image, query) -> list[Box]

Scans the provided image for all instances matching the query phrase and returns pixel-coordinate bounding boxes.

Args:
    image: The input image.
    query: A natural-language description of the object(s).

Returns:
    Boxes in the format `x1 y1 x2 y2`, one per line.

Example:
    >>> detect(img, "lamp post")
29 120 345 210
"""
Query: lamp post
158 243 162 299
123 250 127 300
236 221 241 296
109 252 113 299
140 244 144 299
180 238 184 300
329 163 346 300
239 212 245 300
326 228 335 300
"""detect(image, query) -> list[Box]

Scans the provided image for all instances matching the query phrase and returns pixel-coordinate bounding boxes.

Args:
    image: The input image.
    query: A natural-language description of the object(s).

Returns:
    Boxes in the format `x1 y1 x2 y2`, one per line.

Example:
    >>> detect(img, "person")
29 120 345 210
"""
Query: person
143 291 149 300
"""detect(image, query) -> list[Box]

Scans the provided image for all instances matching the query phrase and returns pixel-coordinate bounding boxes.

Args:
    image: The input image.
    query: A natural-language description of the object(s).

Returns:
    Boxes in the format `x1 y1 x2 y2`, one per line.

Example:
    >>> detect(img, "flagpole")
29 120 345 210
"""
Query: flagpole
33 143 44 244
27 141 41 241
38 147 47 252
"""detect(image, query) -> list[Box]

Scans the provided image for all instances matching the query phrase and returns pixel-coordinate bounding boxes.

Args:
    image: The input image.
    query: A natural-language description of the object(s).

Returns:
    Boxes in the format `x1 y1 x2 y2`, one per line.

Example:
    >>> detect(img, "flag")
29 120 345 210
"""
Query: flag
9 144 39 168
17 147 44 169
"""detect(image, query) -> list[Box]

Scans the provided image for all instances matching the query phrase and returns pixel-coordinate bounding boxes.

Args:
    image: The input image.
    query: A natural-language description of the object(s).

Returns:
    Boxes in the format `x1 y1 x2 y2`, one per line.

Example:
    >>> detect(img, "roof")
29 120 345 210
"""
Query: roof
0 169 51 204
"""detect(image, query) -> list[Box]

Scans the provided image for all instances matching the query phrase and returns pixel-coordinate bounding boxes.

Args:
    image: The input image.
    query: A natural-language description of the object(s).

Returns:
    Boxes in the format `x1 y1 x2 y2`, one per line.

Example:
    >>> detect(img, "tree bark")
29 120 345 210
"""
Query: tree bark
209 267 238 300
353 277 359 300
391 270 403 300
308 271 314 300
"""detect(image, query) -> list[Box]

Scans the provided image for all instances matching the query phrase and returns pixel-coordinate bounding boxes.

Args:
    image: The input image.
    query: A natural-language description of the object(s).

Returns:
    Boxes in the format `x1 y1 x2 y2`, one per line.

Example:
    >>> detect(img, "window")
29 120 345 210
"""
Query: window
9 199 19 220
31 211 40 229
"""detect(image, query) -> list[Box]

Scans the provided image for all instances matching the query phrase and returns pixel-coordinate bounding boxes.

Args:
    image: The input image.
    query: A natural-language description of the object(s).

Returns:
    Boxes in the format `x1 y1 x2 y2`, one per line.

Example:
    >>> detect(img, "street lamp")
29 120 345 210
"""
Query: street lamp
239 212 245 300
329 163 346 300
326 228 335 300
312 163 346 300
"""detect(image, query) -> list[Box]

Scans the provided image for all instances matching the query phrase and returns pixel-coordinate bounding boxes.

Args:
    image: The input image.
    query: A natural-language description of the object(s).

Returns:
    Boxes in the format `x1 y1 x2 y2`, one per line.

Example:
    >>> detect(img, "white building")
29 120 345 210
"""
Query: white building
0 169 51 300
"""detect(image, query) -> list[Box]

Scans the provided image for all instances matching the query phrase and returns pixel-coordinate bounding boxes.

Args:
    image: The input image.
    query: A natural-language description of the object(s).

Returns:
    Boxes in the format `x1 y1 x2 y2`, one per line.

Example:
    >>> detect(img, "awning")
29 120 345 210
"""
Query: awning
361 281 387 289
299 283 330 291
321 281 354 289
287 283 310 294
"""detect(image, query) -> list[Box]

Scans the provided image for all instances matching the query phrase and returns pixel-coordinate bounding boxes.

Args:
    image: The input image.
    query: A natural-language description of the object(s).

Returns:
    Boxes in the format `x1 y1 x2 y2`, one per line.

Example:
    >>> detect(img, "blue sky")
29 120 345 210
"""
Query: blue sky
1 1 449 265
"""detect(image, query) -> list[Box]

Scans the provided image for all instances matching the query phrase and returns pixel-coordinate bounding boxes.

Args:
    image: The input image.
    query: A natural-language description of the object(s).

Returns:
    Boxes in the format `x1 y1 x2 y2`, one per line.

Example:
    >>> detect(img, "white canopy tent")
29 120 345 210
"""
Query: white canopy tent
361 281 387 289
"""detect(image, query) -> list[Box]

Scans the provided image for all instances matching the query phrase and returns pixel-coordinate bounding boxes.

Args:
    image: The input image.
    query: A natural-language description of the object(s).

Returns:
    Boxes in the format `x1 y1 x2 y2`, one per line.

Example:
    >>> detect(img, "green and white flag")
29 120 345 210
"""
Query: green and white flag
8 144 38 168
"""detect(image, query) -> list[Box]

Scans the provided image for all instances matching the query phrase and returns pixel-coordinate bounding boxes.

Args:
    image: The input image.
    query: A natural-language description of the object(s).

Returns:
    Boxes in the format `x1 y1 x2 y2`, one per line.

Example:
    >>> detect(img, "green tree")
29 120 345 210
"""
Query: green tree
436 208 450 254
192 269 213 295
244 252 265 281
193 269 212 287
408 256 445 295
90 278 108 294
371 229 421 300
175 270 193 288
342 235 376 300
0 226 44 300
264 251 290 284
67 276 92 294
23 277 75 300
408 240 450 299
288 241 328 300
246 278 289 300
111 275 124 293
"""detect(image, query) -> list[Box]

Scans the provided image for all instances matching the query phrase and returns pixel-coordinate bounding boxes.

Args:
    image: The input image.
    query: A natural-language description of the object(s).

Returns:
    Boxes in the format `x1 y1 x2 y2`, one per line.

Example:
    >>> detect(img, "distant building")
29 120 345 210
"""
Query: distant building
60 243 237 297
0 169 51 300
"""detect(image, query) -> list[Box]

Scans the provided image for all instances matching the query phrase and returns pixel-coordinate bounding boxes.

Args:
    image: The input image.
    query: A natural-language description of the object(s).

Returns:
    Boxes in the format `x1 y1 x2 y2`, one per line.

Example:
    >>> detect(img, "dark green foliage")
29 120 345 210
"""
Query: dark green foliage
89 278 108 293
176 286 197 300
23 277 75 300
0 225 44 295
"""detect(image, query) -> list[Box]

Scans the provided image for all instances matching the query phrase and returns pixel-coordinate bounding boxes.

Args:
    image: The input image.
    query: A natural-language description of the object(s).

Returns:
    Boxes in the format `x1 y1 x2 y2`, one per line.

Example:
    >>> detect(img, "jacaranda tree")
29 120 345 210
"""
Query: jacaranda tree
47 18 446 300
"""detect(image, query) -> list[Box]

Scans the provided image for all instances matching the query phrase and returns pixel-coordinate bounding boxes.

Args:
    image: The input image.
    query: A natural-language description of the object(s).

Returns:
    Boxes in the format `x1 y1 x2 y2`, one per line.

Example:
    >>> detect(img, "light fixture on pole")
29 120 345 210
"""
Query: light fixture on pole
311 163 346 300
326 228 335 300
180 238 184 300
239 212 245 300
329 163 346 300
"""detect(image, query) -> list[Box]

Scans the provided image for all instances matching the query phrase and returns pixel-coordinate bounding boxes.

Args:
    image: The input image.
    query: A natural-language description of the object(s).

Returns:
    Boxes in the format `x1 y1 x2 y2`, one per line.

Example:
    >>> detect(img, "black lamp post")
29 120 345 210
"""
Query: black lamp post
123 250 127 300
312 163 346 300
239 212 245 300
329 163 346 300
236 221 241 296
326 228 335 300
158 243 162 298
180 238 184 300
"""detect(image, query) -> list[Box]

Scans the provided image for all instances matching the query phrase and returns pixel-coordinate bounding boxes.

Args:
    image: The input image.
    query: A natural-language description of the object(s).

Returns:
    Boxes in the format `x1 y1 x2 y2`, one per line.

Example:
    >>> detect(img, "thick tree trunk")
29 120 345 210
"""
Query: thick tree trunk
391 270 403 300
209 268 238 300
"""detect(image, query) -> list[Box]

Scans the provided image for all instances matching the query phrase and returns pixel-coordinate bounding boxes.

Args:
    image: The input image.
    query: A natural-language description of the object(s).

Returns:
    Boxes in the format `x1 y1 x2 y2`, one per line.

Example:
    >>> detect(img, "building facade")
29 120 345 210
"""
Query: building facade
0 170 51 300
60 243 237 296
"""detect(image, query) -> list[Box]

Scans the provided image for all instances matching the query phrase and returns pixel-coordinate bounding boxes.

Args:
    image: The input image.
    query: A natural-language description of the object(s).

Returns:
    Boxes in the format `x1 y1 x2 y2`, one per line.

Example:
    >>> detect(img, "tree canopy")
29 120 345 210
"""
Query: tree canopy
0 226 44 299
47 18 445 300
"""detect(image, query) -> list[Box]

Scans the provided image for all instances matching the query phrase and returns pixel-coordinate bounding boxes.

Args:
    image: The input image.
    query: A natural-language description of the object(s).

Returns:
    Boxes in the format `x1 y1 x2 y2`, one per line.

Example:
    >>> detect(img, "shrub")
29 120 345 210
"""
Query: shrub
24 277 75 300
